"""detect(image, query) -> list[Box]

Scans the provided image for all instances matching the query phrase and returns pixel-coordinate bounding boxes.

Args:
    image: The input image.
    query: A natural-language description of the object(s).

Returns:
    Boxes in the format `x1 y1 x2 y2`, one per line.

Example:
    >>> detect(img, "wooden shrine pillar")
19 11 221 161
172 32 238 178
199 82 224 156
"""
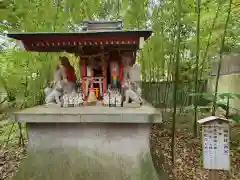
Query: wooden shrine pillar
102 61 107 94
81 59 87 98
119 61 123 82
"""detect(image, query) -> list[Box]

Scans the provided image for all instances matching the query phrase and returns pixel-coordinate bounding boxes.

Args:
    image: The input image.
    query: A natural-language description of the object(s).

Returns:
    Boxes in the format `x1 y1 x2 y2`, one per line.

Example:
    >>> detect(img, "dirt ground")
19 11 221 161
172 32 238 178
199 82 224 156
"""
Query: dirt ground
0 111 240 180
150 111 240 180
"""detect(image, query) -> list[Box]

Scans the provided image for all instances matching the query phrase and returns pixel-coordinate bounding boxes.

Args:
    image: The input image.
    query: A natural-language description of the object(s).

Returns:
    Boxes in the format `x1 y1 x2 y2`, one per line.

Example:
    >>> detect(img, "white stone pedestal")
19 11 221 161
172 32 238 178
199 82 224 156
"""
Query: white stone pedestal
14 105 166 180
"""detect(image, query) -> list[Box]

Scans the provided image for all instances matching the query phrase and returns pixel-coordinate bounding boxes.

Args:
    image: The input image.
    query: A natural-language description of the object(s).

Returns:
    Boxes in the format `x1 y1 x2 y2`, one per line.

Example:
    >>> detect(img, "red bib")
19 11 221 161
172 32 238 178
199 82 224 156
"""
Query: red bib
66 67 76 82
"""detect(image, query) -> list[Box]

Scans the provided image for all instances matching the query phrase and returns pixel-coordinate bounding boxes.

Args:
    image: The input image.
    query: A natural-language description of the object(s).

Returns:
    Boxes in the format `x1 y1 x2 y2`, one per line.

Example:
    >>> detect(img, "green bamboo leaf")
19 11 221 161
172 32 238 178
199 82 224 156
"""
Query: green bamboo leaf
218 93 235 99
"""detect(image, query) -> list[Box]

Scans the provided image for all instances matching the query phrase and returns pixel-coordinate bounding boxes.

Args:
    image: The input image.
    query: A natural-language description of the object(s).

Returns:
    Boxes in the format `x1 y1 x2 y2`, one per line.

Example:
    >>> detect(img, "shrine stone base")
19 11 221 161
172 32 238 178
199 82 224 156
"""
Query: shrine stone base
14 104 166 180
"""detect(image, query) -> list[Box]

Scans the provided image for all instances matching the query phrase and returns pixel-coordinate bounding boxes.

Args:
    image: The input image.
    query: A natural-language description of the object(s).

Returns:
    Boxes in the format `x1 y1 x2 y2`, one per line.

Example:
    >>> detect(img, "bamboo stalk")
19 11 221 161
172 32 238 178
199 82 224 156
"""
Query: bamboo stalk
193 0 201 137
171 0 182 164
212 0 233 116
53 0 61 32
199 3 221 80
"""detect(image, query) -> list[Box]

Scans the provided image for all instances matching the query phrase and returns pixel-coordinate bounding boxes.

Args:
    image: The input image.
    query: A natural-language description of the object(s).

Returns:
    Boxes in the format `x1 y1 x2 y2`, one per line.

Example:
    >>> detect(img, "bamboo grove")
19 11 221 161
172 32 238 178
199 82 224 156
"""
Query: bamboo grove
1 0 240 164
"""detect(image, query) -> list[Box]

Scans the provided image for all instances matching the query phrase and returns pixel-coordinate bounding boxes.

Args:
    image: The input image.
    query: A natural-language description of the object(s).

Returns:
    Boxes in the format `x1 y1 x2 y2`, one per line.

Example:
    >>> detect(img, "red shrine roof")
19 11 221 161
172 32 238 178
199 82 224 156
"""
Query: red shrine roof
7 30 152 55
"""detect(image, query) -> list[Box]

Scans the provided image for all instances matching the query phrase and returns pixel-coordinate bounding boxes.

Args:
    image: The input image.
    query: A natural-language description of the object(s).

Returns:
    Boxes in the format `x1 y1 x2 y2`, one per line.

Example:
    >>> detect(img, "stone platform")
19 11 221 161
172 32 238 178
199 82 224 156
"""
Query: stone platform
14 103 162 123
14 104 165 179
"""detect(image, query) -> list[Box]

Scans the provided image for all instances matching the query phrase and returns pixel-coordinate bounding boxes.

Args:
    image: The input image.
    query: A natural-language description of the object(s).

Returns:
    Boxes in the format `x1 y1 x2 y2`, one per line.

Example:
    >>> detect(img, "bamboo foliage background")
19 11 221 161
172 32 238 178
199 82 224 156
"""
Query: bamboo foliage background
0 0 239 106
0 0 239 168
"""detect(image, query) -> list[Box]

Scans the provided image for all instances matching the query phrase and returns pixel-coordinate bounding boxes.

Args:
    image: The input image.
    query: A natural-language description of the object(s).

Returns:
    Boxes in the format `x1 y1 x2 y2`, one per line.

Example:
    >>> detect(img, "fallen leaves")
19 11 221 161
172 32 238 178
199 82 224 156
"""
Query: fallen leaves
0 146 26 180
151 122 240 180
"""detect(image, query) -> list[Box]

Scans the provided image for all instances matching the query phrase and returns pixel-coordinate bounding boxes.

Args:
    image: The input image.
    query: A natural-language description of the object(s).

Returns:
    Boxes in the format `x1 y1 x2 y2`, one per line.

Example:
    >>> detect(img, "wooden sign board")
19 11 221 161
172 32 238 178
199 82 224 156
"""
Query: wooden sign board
198 116 231 171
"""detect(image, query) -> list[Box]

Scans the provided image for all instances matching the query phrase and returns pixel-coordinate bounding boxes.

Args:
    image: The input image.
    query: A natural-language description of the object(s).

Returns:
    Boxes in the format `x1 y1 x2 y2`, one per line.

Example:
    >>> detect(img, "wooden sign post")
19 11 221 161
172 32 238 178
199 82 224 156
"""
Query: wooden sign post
198 116 231 180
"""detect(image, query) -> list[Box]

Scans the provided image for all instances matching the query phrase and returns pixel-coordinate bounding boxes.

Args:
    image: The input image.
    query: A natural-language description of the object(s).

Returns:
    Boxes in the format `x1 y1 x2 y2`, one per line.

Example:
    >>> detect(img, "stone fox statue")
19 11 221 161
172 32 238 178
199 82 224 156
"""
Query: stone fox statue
121 64 142 106
45 81 63 105
45 66 63 105
122 79 142 105
45 63 77 105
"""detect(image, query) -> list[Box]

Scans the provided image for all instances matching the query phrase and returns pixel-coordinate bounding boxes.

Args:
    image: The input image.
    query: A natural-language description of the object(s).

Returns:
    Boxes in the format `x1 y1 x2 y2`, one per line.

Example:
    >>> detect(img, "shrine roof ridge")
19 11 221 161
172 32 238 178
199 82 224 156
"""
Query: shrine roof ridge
198 116 231 124
7 30 152 40
82 20 123 24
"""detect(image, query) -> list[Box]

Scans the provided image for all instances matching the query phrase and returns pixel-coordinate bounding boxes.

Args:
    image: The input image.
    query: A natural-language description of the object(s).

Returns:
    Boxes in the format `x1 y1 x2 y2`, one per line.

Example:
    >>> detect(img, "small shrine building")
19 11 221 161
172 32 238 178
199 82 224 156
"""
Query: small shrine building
7 20 152 101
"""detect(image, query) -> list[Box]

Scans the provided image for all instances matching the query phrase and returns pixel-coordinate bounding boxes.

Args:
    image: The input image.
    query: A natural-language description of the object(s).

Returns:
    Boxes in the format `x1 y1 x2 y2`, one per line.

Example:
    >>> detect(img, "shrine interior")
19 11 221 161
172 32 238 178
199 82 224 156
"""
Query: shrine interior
79 49 135 99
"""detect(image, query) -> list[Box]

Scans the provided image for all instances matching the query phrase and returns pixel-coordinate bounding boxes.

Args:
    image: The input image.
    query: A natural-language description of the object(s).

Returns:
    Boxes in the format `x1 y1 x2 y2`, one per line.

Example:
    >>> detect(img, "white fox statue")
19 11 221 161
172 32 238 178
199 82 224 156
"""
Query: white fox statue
122 79 142 106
